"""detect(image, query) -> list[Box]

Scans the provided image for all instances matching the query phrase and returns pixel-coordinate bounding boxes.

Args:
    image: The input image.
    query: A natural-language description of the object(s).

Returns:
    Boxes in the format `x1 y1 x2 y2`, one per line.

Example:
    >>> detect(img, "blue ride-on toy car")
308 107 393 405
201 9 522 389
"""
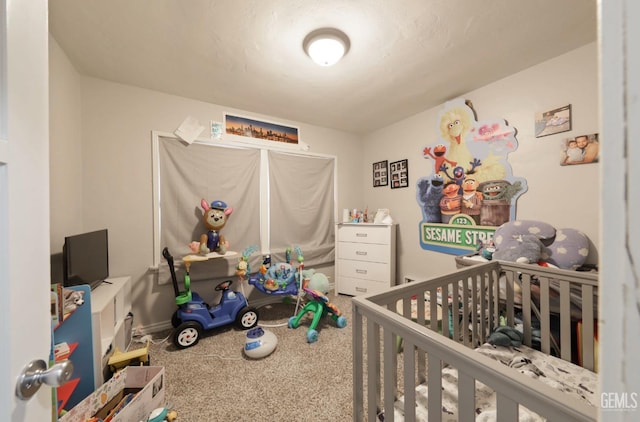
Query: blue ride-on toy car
162 247 259 349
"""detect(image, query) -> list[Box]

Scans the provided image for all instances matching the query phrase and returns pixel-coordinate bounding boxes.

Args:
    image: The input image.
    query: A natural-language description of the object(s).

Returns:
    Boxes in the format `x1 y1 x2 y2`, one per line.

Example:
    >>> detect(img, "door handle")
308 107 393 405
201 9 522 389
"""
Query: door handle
15 359 74 400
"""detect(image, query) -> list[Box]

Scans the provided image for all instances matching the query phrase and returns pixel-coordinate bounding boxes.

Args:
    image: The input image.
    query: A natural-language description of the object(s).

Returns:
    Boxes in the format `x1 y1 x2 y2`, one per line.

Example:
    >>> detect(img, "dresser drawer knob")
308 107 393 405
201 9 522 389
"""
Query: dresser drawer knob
356 233 367 237
356 287 368 292
355 269 367 274
356 251 367 256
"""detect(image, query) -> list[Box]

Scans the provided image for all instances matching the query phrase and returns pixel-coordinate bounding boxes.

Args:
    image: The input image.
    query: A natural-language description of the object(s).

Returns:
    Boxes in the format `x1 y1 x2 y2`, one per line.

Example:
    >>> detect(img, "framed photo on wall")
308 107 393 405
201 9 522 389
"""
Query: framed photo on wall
373 160 388 187
390 159 408 189
535 104 572 138
560 133 600 165
224 112 299 145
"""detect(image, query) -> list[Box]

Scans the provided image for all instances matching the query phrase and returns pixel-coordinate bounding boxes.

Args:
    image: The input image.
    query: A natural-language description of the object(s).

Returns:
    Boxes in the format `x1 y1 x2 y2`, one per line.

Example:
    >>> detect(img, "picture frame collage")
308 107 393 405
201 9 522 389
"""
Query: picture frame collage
373 159 409 189
390 159 409 189
373 160 388 187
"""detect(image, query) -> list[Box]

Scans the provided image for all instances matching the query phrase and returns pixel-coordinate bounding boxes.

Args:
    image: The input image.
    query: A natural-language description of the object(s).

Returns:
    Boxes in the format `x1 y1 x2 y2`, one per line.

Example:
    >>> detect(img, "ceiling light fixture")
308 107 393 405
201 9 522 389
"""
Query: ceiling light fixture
303 28 350 67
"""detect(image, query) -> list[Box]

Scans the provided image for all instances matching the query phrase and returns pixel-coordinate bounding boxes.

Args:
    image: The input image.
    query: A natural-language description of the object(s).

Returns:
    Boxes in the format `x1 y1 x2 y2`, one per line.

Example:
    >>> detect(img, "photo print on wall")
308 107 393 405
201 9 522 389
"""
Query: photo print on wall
224 113 299 145
535 104 572 138
561 133 599 165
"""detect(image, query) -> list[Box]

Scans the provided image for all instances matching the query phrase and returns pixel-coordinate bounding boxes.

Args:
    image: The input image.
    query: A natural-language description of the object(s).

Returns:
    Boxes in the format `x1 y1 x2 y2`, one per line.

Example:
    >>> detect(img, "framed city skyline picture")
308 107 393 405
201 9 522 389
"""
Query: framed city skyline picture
224 113 299 145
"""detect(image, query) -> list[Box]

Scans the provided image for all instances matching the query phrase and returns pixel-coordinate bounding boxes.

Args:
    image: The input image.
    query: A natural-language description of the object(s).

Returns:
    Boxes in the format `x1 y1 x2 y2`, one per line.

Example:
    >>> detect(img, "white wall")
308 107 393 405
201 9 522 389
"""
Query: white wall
362 43 600 283
49 39 363 328
49 36 83 251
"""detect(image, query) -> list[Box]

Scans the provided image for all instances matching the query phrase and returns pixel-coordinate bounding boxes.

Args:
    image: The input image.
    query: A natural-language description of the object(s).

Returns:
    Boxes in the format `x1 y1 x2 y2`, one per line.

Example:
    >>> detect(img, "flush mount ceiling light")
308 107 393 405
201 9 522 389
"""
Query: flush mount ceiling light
303 28 350 66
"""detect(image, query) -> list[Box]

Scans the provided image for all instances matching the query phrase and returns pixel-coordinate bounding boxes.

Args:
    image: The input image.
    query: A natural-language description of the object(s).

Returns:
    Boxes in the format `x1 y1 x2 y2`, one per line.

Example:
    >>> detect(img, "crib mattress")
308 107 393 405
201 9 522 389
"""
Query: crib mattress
392 343 598 421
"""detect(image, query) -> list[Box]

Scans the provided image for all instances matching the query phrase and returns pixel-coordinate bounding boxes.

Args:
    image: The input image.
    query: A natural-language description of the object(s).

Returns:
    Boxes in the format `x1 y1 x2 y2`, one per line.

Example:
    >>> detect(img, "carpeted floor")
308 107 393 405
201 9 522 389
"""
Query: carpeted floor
145 291 357 421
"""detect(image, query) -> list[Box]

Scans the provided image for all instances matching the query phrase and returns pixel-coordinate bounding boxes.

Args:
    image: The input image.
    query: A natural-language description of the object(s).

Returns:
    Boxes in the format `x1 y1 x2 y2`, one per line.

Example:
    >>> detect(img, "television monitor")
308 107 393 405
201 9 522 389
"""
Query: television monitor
63 229 109 290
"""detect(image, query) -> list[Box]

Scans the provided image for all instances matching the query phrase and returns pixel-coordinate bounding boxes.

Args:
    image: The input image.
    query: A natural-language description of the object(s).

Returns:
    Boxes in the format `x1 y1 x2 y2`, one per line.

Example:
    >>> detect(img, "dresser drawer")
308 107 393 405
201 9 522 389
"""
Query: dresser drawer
338 259 389 282
338 225 390 244
337 277 389 296
338 242 389 263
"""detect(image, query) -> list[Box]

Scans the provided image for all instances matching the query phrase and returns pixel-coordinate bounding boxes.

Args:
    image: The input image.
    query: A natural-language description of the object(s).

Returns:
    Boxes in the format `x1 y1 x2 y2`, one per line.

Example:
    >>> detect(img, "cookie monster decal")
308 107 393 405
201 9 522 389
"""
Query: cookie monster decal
417 173 444 223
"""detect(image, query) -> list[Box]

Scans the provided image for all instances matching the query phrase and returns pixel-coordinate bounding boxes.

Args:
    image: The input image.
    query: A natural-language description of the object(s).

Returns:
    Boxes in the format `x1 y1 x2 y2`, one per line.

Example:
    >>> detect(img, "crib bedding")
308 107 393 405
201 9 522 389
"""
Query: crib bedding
392 343 598 421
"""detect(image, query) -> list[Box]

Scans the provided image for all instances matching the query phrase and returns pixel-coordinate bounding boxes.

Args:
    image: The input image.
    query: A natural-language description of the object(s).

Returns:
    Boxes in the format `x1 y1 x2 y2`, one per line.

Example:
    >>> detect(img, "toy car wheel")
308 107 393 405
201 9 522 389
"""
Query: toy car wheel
171 310 181 328
236 307 259 329
336 315 347 328
173 321 203 349
306 329 318 343
287 316 297 329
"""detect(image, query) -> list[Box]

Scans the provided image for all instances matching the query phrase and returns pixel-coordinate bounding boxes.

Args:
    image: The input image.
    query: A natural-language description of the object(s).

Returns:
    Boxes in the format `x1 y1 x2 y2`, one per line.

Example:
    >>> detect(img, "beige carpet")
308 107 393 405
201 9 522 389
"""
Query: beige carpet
146 291 356 422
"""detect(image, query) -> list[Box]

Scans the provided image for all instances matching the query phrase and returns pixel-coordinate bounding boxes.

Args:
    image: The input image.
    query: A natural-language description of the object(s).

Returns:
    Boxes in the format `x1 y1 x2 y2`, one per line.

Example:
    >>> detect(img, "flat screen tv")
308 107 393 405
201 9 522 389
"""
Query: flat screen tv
63 229 109 290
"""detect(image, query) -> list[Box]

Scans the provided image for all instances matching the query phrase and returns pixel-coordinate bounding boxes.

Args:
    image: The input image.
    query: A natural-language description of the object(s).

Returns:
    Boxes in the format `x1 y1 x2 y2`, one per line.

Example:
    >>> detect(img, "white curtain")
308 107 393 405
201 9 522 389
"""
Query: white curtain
268 150 335 266
159 137 261 277
157 137 335 278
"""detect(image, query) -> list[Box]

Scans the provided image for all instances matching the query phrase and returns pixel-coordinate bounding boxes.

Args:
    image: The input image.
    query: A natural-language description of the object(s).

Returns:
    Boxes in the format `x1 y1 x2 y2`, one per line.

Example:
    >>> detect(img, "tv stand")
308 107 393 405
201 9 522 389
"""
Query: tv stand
90 276 132 386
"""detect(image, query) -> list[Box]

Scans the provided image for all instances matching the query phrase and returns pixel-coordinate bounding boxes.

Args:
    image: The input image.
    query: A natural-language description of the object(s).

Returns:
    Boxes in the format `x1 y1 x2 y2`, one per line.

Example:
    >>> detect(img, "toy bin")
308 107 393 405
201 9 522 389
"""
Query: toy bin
59 366 165 422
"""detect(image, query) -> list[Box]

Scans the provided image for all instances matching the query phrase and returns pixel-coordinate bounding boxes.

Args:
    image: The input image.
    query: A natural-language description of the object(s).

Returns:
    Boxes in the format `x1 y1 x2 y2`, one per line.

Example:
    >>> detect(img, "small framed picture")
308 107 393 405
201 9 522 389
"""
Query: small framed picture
390 159 409 189
373 160 388 187
560 133 600 165
535 104 572 138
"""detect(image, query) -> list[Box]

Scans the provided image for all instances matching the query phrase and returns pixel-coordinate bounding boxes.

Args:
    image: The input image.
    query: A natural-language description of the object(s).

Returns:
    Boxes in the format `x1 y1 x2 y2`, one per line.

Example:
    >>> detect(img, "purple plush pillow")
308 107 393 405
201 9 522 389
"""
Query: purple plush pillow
546 228 589 270
494 220 557 249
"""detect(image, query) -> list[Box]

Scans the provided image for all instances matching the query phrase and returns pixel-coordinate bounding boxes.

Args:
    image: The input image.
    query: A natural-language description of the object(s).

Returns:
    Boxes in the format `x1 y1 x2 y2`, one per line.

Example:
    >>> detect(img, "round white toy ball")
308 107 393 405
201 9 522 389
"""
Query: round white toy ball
244 326 277 359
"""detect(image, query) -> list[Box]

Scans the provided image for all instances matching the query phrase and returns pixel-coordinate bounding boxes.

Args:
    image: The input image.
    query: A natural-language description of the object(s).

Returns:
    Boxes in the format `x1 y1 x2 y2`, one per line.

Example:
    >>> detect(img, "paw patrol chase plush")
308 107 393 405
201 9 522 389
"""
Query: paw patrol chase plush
197 199 232 254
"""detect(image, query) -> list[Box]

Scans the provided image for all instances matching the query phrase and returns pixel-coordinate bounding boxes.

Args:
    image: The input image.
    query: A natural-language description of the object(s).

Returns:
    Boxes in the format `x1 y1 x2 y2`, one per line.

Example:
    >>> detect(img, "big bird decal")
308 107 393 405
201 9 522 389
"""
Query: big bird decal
416 98 527 255
438 105 507 184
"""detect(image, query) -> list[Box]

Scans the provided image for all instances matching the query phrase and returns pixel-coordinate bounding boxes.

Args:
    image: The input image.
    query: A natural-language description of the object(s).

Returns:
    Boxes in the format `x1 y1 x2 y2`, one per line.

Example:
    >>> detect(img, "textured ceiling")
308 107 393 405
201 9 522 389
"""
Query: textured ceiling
49 0 597 135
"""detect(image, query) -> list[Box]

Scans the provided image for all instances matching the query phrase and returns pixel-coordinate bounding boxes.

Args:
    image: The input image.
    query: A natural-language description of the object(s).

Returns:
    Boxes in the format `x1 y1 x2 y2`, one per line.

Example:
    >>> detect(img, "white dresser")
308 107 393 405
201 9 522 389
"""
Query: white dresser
335 223 397 295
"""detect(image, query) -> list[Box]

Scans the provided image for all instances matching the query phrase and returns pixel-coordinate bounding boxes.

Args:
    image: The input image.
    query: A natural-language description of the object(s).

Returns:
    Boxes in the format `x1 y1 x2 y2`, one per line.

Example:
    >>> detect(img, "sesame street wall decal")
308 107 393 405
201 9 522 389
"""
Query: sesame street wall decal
416 98 528 255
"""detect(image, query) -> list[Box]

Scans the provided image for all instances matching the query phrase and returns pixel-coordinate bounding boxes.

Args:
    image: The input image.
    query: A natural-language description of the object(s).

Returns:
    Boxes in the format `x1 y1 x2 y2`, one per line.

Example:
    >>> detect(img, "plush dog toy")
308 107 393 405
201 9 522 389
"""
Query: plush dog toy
63 289 85 314
192 199 232 254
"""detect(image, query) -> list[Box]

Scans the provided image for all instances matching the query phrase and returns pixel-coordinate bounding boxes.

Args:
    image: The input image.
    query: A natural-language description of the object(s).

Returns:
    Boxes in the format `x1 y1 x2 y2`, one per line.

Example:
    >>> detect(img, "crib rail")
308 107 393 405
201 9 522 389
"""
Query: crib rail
352 261 598 422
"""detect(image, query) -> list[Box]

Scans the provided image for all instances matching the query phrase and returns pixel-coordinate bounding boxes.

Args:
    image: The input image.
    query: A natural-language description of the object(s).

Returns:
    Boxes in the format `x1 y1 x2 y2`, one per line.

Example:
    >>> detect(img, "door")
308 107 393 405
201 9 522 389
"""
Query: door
599 1 640 418
1 0 52 420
